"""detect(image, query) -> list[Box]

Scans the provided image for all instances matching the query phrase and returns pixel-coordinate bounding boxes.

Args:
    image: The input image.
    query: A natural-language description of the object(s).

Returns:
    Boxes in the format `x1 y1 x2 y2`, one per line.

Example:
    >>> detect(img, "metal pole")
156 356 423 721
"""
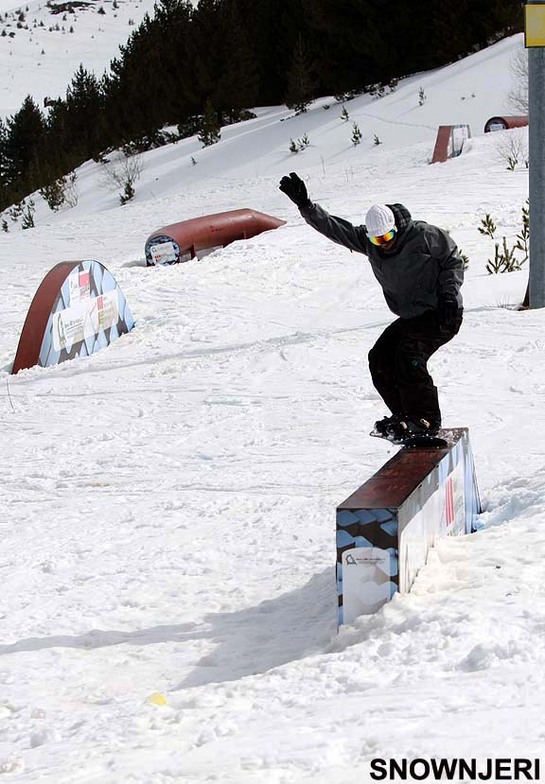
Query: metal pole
528 1 545 308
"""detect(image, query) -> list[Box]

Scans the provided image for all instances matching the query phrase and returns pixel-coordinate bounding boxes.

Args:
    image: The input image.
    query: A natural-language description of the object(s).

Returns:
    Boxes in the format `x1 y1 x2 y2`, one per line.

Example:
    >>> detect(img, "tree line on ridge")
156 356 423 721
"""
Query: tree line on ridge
0 0 522 212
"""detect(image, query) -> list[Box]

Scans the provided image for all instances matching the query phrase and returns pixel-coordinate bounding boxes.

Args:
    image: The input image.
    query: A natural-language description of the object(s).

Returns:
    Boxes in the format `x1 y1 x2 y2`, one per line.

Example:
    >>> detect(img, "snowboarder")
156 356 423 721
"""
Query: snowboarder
279 171 464 443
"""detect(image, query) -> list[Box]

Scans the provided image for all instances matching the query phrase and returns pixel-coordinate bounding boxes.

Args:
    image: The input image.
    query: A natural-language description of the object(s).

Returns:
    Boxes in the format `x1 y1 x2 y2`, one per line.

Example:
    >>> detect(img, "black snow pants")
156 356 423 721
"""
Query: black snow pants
368 309 462 426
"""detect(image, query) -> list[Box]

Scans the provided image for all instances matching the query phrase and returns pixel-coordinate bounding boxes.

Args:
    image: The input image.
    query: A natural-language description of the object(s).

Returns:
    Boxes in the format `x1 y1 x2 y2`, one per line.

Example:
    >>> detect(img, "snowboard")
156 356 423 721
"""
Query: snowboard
370 429 448 449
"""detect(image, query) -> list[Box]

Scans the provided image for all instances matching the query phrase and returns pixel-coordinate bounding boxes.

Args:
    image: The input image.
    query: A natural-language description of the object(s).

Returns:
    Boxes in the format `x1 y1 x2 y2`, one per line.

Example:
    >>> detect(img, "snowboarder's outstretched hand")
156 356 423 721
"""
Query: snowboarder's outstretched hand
279 172 310 208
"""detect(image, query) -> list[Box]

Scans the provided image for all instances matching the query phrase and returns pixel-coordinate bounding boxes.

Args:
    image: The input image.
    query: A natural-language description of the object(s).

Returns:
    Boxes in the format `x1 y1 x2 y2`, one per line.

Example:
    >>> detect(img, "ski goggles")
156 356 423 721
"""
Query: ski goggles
369 228 397 246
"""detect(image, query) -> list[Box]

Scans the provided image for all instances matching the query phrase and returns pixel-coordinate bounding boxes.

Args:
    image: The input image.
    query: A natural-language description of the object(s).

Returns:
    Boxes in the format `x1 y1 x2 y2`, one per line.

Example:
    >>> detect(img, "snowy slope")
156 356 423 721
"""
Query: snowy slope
0 0 186 118
1 31 544 783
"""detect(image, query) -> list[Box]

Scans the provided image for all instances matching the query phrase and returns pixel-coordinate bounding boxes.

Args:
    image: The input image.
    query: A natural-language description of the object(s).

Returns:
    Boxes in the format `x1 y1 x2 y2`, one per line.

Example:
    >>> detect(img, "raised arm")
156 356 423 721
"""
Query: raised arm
279 172 368 255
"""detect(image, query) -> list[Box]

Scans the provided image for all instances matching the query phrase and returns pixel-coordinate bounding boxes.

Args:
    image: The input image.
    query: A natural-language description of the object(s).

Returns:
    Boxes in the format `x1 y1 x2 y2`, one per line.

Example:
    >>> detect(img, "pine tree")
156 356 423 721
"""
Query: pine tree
106 0 195 144
198 98 221 146
211 0 259 121
188 0 222 108
284 34 318 113
304 0 396 93
151 0 196 121
2 96 46 199
351 122 363 145
64 64 105 158
232 0 308 105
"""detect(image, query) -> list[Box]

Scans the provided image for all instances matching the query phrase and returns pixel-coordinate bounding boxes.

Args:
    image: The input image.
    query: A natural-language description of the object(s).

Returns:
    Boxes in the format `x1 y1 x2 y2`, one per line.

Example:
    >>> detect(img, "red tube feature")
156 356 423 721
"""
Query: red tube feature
484 115 529 132
145 208 286 266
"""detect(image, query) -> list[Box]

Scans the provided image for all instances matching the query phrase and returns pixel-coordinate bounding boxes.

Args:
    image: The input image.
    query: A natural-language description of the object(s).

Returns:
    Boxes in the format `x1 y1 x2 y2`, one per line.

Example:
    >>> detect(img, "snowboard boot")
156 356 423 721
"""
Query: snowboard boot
373 414 402 436
386 417 440 444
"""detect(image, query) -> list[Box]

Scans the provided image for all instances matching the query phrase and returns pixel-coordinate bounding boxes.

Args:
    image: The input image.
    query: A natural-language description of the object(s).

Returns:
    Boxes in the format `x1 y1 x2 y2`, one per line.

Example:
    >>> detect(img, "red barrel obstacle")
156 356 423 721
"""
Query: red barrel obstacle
484 115 528 133
145 208 286 266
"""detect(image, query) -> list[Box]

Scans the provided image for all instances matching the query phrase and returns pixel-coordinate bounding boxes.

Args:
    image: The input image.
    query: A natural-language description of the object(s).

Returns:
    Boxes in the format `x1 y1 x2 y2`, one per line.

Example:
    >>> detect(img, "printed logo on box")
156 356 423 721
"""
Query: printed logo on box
150 241 177 265
52 290 119 351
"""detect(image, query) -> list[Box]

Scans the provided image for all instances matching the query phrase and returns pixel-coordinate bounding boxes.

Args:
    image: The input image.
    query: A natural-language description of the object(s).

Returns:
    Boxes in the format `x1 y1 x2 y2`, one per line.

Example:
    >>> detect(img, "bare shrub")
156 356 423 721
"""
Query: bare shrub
494 128 528 171
100 152 144 204
508 46 528 114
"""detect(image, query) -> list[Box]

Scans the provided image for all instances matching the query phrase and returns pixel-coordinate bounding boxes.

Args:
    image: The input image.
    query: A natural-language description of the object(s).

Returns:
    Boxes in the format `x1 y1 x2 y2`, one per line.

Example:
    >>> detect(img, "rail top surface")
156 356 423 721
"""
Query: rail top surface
338 428 467 510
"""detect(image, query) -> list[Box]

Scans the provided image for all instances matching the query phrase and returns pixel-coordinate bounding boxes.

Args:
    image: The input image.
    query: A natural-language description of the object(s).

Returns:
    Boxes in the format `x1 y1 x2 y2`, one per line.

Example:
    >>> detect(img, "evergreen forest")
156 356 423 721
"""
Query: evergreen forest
0 0 523 212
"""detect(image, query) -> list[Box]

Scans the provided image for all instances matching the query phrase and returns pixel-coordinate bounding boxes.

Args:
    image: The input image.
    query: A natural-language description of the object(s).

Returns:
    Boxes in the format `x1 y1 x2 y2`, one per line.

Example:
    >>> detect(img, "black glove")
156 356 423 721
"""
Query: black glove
438 296 459 326
279 172 311 208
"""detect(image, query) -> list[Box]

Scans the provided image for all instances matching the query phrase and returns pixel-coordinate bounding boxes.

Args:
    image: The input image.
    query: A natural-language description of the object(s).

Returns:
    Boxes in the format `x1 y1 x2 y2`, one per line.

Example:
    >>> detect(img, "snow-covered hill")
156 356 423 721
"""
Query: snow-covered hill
0 0 190 118
1 30 543 784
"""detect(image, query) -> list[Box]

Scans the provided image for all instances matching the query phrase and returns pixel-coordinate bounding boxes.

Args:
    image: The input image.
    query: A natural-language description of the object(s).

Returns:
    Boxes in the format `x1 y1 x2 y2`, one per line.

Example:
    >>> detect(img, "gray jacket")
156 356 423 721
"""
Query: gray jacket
299 202 464 320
